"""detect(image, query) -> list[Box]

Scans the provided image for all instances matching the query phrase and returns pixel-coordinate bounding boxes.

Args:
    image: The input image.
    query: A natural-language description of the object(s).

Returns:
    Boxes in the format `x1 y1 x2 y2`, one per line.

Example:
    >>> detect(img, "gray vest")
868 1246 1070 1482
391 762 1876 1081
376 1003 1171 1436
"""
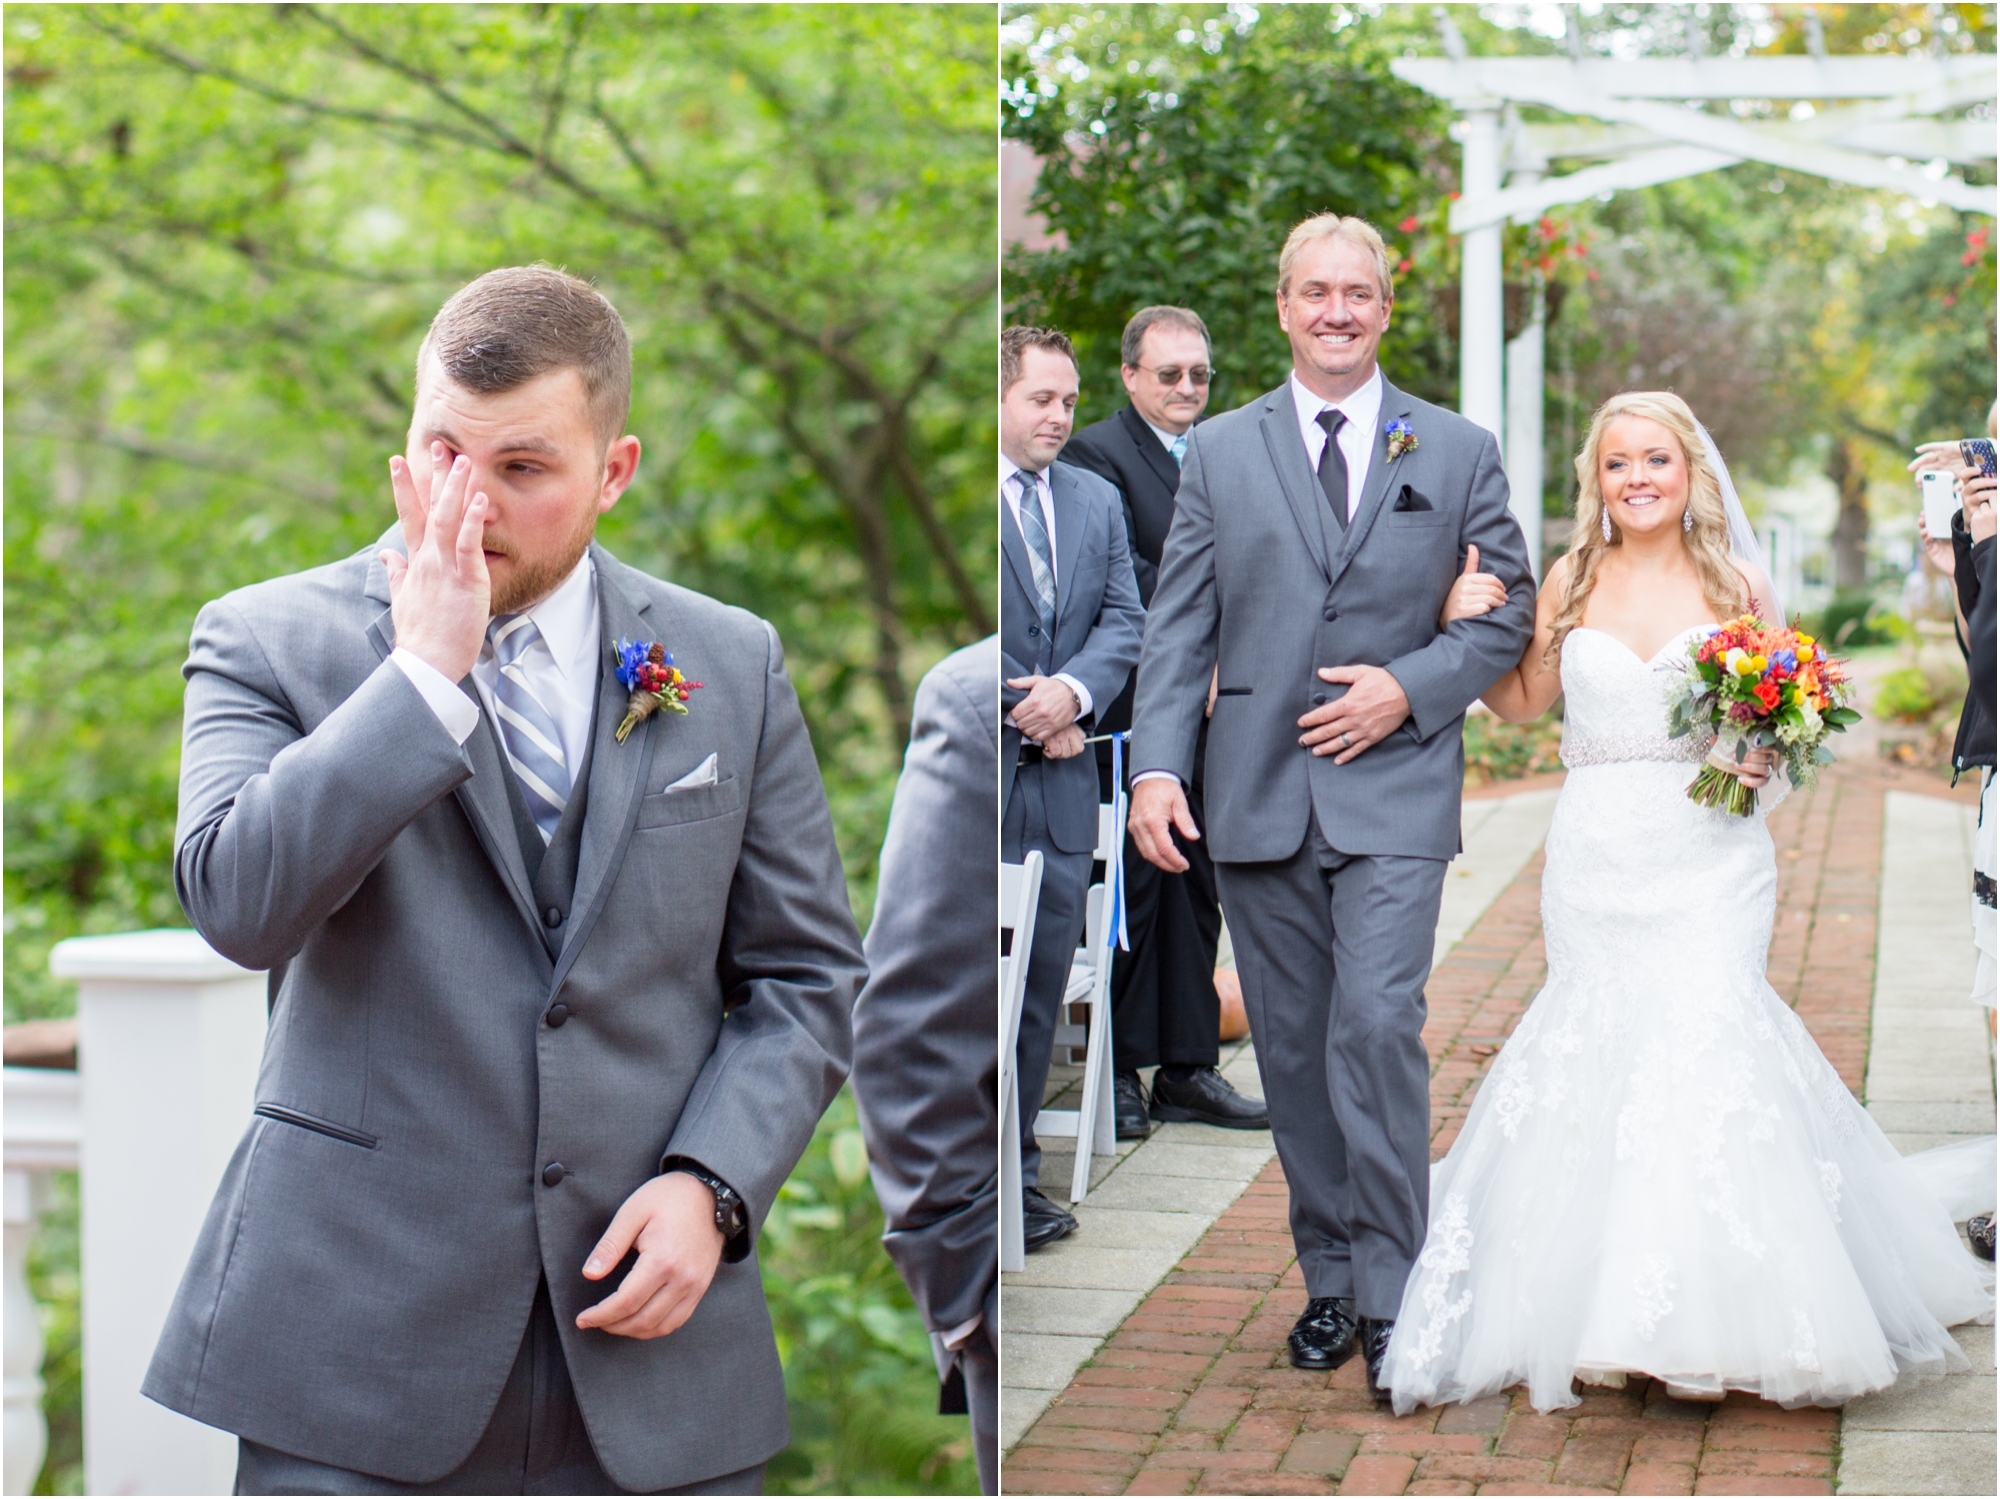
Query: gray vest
489 671 598 959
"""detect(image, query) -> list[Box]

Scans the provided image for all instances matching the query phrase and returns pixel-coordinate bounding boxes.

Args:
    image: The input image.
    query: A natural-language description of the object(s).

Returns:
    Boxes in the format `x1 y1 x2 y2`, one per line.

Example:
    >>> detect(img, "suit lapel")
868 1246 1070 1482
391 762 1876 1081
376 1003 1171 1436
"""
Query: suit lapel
1330 380 1416 590
1119 404 1182 498
550 548 663 991
1001 499 1037 611
1257 389 1331 582
1049 465 1087 627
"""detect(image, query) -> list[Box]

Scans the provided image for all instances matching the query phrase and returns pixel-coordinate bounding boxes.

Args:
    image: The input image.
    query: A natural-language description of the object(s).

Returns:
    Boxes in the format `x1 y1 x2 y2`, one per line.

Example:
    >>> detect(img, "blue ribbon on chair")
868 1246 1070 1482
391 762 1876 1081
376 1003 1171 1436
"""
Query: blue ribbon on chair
1110 731 1129 952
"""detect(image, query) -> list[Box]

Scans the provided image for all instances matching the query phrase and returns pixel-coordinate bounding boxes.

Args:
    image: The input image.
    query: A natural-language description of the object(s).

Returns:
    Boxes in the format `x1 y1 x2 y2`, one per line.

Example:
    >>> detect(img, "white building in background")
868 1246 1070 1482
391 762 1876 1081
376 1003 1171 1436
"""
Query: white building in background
1741 465 1839 618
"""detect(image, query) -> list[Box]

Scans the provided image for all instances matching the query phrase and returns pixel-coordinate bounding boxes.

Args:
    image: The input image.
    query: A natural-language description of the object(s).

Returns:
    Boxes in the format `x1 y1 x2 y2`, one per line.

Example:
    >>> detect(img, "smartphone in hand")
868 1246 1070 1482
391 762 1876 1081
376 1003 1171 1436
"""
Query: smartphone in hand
1961 438 1996 479
1920 468 1961 536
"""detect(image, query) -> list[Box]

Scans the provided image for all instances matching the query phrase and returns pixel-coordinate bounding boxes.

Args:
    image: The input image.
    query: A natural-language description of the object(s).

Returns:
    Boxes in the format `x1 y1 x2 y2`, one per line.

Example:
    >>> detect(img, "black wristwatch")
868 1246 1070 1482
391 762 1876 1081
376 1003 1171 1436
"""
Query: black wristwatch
663 1157 749 1256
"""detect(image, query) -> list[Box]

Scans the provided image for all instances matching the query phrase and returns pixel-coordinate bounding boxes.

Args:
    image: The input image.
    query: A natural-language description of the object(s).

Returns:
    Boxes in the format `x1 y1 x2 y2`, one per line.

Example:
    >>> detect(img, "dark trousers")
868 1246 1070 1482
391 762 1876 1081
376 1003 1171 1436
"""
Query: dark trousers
235 1280 766 1496
962 1323 998 1495
1101 720 1222 1073
1004 759 1091 1192
1215 821 1446 1320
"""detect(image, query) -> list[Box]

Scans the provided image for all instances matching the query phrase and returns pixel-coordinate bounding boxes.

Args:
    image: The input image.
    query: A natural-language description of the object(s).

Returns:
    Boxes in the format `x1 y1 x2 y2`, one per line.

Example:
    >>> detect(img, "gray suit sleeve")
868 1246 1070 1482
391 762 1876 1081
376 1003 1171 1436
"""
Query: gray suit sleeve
1059 499 1145 721
661 621 865 1244
1128 432 1218 784
850 645 998 1335
1381 430 1538 741
174 598 475 971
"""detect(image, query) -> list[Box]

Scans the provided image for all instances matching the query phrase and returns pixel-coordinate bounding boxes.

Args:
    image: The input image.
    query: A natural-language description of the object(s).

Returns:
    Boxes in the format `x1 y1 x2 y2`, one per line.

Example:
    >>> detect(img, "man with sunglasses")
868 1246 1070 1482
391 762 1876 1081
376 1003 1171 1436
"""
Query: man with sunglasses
1065 307 1269 1142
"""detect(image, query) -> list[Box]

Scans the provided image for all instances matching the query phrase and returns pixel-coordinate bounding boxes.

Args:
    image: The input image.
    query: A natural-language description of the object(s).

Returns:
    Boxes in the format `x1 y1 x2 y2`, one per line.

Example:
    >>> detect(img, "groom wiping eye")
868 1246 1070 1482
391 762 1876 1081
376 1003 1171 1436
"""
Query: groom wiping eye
142 266 864 1494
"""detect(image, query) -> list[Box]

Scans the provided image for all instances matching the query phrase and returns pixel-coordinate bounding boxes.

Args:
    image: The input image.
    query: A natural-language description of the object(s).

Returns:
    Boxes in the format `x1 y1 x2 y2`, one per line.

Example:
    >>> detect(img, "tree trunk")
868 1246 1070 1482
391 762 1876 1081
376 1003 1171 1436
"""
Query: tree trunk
1827 437 1870 592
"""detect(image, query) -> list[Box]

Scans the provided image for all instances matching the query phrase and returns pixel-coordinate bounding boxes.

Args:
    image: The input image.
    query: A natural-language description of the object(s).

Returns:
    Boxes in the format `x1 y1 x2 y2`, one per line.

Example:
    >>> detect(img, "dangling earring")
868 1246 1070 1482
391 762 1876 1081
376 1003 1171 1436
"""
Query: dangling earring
1682 507 1694 534
1601 510 1613 543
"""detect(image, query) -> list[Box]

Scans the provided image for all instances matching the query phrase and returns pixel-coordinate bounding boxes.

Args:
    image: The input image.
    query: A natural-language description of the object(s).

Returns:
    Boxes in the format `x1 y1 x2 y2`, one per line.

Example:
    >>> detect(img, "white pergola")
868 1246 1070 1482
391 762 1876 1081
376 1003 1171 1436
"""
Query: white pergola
1392 37 1997 573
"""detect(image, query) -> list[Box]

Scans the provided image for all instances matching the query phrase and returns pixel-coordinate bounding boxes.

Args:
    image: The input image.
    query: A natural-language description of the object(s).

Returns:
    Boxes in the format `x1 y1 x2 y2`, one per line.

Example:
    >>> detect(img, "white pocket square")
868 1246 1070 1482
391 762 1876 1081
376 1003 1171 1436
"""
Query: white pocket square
663 753 718 792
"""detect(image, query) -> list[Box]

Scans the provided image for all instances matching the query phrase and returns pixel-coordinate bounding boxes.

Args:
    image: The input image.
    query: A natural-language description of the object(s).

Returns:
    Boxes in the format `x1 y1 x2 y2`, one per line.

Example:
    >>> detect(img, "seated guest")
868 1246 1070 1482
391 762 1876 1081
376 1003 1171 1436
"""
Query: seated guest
851 636 1003 1492
1065 305 1268 1139
1000 325 1144 1249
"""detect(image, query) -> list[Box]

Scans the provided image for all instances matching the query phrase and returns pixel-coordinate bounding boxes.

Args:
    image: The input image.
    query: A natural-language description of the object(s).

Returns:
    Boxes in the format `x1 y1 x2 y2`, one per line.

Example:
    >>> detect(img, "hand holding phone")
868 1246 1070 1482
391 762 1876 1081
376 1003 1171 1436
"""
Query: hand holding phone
1920 468 1960 537
1960 438 1996 479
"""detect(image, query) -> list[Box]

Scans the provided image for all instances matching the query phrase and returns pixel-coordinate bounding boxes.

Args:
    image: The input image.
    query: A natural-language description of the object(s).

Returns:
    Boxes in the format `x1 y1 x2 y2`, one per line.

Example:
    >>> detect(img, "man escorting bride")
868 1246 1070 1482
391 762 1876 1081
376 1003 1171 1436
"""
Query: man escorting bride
1129 210 1991 1415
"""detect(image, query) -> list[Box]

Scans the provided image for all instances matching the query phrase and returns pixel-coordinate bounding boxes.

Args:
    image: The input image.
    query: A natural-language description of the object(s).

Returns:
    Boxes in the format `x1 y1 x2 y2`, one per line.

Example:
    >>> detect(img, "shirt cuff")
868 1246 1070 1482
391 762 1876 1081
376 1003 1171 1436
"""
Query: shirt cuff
390 648 480 746
1132 770 1182 787
1053 672 1093 721
941 1313 983 1351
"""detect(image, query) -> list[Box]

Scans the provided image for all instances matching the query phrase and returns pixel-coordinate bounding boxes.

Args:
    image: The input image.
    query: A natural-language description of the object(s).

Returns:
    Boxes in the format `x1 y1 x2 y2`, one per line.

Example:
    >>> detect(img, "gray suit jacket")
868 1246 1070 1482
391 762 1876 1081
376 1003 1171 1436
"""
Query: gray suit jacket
1001 460 1145 852
1130 377 1536 863
849 637 999 1386
143 537 865 1491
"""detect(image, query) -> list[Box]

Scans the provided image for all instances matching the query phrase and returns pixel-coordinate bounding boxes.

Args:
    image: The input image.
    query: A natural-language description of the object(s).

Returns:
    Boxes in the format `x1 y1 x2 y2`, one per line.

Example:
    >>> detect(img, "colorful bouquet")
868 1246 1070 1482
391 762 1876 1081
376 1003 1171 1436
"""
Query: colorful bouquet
1665 615 1859 816
614 637 703 742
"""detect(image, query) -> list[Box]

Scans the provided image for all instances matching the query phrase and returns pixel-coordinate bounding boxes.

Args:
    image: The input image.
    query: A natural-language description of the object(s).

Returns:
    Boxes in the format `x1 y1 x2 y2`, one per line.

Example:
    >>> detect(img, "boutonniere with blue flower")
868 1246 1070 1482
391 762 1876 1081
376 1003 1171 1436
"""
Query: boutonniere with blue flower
614 638 703 742
1385 417 1418 462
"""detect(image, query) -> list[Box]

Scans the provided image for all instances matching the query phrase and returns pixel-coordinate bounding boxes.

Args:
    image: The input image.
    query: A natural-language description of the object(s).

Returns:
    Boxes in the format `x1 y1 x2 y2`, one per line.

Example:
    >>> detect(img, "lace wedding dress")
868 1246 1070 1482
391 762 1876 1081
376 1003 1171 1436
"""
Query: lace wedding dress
1381 625 1994 1415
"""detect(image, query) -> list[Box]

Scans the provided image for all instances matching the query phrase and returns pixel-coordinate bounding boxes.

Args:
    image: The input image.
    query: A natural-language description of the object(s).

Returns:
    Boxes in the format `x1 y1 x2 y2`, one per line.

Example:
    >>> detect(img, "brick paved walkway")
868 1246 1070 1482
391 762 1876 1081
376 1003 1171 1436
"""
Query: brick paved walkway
1003 760 1979 1496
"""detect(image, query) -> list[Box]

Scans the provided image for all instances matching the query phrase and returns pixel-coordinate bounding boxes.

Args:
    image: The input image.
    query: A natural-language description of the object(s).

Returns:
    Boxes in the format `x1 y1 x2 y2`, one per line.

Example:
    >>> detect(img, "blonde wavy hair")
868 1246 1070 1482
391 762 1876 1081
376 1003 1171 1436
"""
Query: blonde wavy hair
1545 391 1748 668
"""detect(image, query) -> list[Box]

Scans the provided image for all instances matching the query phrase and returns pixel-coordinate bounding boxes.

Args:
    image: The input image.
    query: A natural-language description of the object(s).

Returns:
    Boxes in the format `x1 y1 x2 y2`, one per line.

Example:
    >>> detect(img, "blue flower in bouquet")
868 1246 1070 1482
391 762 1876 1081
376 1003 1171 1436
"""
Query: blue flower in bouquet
1385 417 1418 461
615 637 672 692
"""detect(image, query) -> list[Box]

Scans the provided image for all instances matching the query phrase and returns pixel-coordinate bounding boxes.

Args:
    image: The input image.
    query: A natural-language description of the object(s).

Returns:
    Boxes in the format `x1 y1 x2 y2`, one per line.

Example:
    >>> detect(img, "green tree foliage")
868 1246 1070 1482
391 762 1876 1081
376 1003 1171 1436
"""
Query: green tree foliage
6 7 989 1493
1002 3 1457 417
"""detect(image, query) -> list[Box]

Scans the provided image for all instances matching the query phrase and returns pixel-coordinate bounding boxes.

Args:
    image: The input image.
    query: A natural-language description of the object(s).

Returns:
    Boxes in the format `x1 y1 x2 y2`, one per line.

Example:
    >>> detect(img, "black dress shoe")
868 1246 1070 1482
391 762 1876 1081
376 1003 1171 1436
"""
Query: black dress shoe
1286 1296 1359 1371
1114 1071 1155 1140
1150 1066 1271 1129
1358 1317 1395 1401
1969 1214 1995 1261
1022 1187 1077 1252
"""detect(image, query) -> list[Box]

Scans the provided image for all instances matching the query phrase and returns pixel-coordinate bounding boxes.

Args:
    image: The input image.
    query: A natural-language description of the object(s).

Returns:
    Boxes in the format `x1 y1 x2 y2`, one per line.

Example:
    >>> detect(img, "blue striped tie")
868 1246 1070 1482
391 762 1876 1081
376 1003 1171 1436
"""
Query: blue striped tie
1169 432 1188 468
486 614 570 843
1013 470 1057 665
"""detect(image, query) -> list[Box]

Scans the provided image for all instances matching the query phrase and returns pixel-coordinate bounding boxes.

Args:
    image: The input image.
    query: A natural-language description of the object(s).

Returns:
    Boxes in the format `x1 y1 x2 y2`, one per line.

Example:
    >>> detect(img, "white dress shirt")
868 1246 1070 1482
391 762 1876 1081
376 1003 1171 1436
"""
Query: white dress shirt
1141 415 1189 453
1000 458 1094 725
391 552 602 769
1290 367 1383 522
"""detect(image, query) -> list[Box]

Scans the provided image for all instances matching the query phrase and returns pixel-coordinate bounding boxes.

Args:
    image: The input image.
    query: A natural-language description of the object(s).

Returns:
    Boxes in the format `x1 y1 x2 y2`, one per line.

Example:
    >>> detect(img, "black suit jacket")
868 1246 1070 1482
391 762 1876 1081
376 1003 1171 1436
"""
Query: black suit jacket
1063 404 1198 738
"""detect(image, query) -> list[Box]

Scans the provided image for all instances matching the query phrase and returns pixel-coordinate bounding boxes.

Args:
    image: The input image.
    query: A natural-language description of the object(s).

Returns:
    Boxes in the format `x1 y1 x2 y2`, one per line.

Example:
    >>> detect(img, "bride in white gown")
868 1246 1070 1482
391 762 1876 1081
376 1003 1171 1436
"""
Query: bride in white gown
1379 391 1993 1415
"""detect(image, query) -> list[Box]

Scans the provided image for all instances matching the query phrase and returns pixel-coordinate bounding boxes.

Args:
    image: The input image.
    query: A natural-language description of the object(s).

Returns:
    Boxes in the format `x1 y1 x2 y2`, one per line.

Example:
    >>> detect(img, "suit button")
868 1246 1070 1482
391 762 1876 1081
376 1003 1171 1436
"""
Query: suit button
545 1003 569 1028
544 905 564 927
542 1162 567 1187
1028 625 1040 636
1323 607 1339 622
1311 693 1328 706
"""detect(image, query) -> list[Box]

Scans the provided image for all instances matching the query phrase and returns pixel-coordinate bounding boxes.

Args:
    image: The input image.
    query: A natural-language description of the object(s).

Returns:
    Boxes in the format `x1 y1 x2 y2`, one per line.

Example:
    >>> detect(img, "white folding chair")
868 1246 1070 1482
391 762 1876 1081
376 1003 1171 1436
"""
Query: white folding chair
1034 794 1125 1206
999 851 1044 1274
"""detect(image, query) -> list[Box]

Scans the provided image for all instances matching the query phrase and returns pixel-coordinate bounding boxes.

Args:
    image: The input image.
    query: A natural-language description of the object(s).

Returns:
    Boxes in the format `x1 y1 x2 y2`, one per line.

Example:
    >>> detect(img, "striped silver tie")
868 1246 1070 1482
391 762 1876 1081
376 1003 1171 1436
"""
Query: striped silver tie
1013 470 1057 661
486 614 570 843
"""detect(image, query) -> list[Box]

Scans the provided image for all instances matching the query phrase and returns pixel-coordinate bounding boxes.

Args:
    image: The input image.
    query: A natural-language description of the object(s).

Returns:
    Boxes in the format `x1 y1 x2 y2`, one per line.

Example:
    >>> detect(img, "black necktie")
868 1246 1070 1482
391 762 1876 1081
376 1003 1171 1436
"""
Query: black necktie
1315 408 1349 530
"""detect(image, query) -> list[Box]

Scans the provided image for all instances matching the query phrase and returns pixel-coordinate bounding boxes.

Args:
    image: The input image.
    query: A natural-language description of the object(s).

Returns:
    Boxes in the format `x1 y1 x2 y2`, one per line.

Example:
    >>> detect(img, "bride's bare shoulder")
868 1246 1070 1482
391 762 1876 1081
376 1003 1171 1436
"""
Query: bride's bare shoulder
1538 552 1576 603
1730 556 1779 620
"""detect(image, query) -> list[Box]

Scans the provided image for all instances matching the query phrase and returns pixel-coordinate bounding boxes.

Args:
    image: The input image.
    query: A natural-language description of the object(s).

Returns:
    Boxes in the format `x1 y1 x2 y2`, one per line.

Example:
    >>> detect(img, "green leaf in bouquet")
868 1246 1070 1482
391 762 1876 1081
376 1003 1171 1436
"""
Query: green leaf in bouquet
1814 744 1838 764
1824 708 1863 728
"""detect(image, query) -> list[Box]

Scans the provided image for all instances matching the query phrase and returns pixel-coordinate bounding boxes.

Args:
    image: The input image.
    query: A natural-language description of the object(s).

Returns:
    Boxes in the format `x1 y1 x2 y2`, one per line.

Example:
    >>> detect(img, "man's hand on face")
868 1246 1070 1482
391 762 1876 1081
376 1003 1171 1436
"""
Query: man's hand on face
1299 664 1411 764
576 1171 725 1340
1007 673 1080 742
384 442 492 681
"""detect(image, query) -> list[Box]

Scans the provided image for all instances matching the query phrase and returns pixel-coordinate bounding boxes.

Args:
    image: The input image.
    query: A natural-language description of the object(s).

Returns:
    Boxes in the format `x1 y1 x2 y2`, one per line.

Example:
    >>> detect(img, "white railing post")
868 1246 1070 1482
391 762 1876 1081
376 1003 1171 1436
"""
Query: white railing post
52 931 266 1498
4 1067 79 1496
1457 102 1506 447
